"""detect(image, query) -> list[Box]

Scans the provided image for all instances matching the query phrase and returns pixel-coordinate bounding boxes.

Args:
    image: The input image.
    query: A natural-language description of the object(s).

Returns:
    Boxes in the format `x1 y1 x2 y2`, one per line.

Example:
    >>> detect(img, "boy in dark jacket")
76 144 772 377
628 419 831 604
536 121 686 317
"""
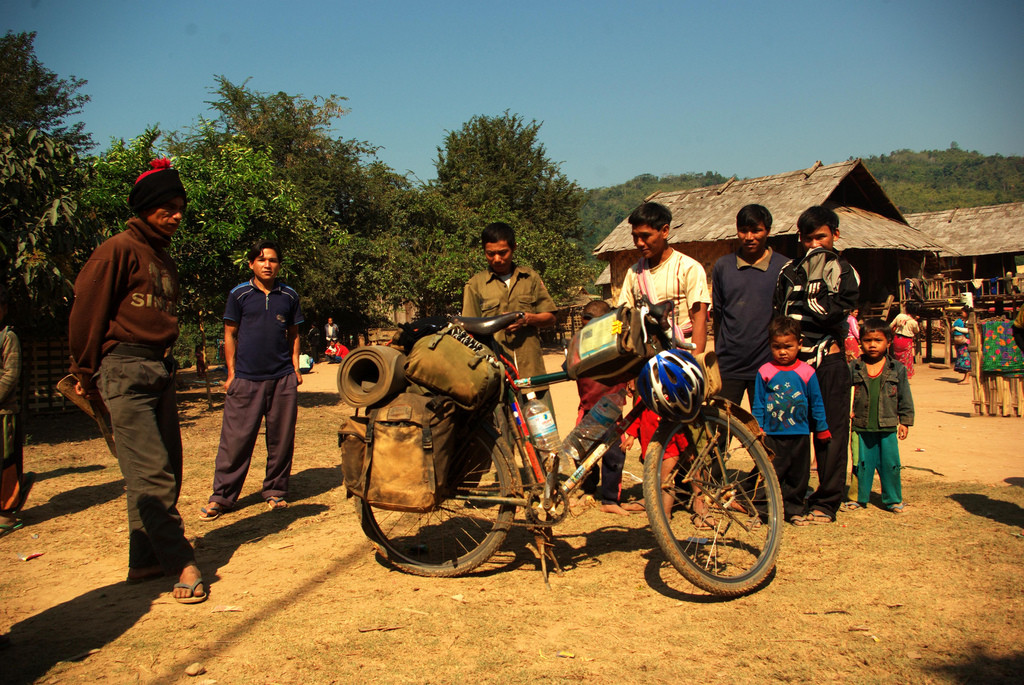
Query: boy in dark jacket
773 206 860 523
847 318 914 513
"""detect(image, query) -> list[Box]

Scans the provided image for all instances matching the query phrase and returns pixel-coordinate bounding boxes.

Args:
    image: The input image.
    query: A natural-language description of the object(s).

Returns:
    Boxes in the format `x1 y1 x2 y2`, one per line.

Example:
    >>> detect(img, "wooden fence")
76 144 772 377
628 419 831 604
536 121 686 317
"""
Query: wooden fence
22 338 74 414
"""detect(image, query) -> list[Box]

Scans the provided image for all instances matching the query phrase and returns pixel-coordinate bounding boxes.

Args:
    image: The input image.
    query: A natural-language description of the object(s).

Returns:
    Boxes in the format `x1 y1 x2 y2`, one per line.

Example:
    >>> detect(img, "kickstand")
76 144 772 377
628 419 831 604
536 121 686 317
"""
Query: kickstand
529 526 563 589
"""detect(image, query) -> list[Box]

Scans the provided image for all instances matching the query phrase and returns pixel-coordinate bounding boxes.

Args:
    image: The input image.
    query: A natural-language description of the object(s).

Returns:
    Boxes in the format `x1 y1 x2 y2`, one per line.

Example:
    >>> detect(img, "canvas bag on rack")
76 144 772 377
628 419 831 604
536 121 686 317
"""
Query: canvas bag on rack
404 325 502 411
339 392 457 512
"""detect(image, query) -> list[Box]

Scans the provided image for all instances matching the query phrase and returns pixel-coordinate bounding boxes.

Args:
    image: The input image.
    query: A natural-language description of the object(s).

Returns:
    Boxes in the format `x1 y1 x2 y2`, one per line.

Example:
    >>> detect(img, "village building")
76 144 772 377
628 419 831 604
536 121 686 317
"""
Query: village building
905 201 1024 300
593 159 953 310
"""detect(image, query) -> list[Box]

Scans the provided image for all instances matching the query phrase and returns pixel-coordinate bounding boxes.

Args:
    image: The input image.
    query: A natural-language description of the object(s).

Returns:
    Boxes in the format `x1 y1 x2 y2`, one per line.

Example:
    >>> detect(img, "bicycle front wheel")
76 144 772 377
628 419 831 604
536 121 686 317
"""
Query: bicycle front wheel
643 404 782 596
356 427 518 577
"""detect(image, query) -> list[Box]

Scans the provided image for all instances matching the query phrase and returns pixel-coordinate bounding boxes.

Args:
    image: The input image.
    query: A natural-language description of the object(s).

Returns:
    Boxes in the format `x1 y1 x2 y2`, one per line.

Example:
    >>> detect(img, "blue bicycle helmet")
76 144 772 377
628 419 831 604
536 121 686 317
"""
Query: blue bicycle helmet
637 349 705 424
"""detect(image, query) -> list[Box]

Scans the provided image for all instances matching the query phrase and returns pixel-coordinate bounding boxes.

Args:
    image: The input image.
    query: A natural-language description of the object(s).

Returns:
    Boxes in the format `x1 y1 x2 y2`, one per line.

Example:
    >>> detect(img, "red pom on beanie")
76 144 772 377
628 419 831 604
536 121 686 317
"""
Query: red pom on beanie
134 157 173 184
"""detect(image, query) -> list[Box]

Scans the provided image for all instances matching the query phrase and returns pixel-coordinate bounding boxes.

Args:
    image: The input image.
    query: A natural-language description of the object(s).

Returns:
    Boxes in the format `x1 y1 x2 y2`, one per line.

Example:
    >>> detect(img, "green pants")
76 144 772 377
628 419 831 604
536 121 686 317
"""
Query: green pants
854 431 902 507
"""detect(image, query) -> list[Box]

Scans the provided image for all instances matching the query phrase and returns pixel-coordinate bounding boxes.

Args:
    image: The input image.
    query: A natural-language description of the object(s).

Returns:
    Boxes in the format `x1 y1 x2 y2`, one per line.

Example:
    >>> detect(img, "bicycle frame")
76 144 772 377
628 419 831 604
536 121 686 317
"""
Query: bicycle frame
452 301 677 520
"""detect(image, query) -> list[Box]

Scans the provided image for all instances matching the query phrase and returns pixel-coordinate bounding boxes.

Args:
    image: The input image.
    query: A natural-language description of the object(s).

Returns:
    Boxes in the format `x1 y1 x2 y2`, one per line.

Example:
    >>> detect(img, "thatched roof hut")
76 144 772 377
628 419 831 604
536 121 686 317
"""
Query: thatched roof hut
593 159 953 305
906 202 1024 279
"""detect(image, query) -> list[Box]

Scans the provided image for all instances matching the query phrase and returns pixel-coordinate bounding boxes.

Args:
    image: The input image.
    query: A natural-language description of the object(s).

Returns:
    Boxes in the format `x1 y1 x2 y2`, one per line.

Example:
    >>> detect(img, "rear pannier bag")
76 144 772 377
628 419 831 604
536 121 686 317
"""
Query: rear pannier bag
339 392 457 512
404 325 502 411
339 413 370 496
565 306 662 384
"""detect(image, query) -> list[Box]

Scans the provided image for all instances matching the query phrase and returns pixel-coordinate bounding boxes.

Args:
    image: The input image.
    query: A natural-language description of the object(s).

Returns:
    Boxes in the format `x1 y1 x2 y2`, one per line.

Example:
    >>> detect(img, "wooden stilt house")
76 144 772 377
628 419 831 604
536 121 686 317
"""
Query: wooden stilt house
906 202 1024 300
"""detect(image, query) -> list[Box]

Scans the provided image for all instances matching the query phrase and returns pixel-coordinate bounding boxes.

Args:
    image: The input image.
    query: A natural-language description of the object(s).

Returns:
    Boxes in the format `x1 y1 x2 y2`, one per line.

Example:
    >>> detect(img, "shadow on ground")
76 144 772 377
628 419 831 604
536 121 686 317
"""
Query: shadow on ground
4 461 347 682
925 643 1024 683
937 410 973 418
4 500 330 684
948 492 1024 529
297 391 341 409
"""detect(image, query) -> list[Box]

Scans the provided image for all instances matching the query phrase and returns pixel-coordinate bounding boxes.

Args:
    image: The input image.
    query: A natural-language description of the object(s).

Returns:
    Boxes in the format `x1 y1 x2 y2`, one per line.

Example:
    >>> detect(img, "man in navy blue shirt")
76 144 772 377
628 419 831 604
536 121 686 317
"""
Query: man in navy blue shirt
200 241 304 519
711 204 789 408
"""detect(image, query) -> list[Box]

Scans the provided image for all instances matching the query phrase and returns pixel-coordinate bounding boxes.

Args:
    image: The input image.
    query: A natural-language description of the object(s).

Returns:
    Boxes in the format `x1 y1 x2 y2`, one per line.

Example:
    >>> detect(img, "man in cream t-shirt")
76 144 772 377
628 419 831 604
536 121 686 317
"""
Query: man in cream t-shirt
616 201 710 353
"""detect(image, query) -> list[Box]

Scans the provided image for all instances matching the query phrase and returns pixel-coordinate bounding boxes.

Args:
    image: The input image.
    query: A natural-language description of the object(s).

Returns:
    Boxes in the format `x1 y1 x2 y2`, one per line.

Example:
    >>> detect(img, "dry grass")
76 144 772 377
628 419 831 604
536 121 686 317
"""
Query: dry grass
1 370 1022 684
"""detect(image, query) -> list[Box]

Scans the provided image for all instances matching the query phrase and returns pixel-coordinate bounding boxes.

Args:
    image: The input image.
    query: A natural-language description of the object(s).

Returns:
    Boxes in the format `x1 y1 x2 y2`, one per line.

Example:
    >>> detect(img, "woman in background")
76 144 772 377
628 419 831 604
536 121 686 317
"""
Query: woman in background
952 306 971 384
890 305 921 378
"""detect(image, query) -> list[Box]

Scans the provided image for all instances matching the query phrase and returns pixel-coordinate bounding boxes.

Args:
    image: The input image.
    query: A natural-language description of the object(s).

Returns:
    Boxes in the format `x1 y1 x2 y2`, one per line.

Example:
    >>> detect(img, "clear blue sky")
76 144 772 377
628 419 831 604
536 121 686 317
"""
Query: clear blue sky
5 0 1023 189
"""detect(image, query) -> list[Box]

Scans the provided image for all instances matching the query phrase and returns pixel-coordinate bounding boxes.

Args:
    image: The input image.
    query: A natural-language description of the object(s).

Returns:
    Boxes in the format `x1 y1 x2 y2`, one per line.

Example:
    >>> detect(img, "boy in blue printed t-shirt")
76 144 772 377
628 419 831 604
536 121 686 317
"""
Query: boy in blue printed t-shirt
752 316 831 525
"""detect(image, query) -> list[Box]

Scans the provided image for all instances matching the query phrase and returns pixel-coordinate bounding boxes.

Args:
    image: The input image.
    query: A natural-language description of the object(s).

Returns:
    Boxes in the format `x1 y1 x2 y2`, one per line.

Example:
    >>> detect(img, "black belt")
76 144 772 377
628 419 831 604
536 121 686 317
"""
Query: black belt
111 343 170 360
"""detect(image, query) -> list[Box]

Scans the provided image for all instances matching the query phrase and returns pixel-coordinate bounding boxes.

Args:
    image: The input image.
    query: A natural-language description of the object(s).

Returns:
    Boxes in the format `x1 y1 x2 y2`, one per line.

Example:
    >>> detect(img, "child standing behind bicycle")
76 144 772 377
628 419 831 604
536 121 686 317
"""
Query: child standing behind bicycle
751 316 831 526
845 318 914 514
574 300 643 515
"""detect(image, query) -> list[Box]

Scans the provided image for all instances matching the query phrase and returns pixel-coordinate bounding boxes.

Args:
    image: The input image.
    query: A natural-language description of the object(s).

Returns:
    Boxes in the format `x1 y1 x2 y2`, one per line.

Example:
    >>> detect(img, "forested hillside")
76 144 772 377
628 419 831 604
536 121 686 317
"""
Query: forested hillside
864 146 1024 214
579 171 729 252
579 146 1024 254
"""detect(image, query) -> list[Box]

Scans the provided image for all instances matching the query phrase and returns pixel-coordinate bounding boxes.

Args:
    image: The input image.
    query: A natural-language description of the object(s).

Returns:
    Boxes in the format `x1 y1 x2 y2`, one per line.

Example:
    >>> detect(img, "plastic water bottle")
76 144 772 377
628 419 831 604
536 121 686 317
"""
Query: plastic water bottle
559 389 626 465
523 392 560 452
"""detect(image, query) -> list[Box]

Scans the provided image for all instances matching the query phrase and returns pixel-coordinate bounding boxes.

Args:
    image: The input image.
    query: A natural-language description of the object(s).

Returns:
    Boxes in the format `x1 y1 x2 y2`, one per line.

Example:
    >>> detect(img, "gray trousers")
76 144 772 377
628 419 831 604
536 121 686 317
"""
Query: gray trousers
210 374 298 507
99 353 195 573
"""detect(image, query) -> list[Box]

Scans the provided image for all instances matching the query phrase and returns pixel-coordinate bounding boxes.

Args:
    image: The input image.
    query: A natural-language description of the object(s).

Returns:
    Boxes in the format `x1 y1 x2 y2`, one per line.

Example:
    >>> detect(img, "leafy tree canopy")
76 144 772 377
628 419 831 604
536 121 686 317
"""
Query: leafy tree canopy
0 31 92 152
434 111 593 299
0 126 91 333
78 127 304 326
169 76 378 236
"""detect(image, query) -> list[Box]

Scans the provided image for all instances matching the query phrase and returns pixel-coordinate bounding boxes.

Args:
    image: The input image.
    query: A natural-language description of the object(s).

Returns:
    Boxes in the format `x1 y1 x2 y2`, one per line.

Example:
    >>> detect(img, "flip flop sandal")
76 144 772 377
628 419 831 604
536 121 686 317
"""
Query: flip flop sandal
807 510 833 524
198 503 228 521
173 578 208 605
840 501 866 512
266 497 288 510
788 515 811 527
888 503 905 513
0 520 25 538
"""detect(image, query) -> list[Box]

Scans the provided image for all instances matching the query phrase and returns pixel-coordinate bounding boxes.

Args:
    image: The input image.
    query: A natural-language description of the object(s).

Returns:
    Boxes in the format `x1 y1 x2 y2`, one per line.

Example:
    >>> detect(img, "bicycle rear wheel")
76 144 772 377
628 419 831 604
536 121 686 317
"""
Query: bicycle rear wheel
643 404 782 596
356 426 518 577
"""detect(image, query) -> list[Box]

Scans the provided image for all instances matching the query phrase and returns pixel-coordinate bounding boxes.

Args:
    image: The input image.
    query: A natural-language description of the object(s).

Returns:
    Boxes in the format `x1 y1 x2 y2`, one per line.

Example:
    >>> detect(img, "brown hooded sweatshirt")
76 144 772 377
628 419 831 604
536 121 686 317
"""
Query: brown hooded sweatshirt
69 217 179 387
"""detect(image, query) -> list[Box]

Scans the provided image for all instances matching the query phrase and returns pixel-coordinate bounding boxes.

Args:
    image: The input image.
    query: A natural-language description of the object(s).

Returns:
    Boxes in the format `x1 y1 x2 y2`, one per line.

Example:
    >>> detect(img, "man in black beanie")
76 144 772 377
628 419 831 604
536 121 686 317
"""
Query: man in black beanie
69 158 206 604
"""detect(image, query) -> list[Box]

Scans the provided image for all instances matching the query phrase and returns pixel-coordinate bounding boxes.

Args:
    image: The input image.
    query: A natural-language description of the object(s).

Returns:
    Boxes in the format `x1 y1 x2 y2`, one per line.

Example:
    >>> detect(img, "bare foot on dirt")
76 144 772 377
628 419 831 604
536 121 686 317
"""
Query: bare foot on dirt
600 503 636 515
620 501 645 512
172 564 207 604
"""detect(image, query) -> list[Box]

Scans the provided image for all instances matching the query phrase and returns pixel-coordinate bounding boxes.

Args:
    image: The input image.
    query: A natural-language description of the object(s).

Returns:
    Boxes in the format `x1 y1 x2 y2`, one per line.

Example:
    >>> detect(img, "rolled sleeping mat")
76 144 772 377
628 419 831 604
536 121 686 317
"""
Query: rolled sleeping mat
337 345 407 407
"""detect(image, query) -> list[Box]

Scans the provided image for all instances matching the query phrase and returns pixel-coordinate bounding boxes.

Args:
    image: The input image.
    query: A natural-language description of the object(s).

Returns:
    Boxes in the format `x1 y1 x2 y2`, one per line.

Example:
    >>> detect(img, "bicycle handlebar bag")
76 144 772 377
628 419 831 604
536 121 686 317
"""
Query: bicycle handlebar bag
404 324 502 411
565 306 662 384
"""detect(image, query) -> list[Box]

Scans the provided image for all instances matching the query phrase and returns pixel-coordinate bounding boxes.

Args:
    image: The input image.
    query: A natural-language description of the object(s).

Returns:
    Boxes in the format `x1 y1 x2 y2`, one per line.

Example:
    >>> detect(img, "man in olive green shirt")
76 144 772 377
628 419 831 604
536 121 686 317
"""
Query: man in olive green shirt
462 222 556 408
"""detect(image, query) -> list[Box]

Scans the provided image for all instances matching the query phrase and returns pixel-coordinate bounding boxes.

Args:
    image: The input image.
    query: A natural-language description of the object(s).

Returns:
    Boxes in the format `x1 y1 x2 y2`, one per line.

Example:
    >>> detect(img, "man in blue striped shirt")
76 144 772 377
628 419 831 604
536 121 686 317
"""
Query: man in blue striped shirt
200 240 305 519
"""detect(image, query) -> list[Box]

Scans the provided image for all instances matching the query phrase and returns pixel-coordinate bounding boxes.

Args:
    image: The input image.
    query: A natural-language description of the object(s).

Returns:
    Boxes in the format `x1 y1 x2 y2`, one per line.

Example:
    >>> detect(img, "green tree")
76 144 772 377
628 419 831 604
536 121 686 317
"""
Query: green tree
168 77 392 327
434 111 592 299
80 127 303 330
865 147 1024 213
0 126 91 333
173 126 304 317
0 31 92 152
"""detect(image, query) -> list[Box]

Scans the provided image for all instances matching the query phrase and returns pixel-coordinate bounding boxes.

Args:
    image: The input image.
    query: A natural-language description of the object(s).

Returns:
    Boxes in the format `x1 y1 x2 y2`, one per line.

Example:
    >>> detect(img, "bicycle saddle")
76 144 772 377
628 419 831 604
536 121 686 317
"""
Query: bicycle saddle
449 312 524 336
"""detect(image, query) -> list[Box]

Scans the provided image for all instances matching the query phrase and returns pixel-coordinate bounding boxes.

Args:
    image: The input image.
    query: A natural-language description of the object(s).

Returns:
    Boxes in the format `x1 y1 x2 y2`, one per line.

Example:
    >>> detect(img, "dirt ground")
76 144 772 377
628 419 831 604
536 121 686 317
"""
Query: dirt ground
2 355 1022 684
